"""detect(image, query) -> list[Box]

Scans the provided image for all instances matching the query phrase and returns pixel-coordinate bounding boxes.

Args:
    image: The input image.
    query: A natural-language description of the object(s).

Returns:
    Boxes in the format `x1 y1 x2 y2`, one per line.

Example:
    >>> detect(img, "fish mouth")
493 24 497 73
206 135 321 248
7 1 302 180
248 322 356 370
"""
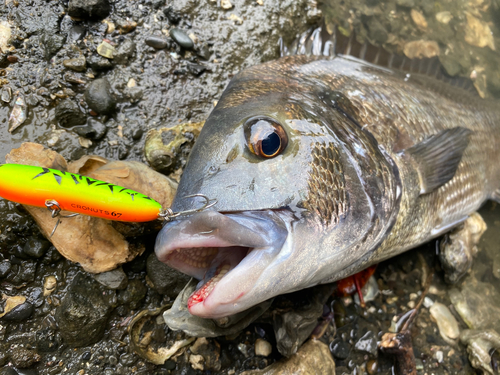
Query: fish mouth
154 209 290 318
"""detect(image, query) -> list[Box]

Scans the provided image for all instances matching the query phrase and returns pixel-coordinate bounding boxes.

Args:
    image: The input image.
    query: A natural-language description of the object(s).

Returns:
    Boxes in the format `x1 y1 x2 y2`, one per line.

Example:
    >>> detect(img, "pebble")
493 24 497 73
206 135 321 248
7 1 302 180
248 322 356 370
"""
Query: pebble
407 301 416 309
403 40 439 59
84 78 116 115
10 348 41 368
436 11 453 24
146 253 191 298
1 302 34 321
93 267 128 290
429 302 460 341
434 350 444 363
87 54 113 70
464 13 495 50
23 237 50 258
55 99 87 127
0 260 12 278
8 95 27 133
255 338 272 357
355 331 378 356
189 354 204 371
117 279 147 309
411 9 427 29
423 296 434 308
145 35 169 49
1 87 11 102
221 0 233 9
366 359 378 375
116 18 137 34
68 0 111 20
63 56 86 72
43 276 57 296
170 28 194 49
113 39 136 64
97 41 115 59
187 63 206 76
330 339 350 360
163 7 181 24
74 119 107 140
119 353 135 366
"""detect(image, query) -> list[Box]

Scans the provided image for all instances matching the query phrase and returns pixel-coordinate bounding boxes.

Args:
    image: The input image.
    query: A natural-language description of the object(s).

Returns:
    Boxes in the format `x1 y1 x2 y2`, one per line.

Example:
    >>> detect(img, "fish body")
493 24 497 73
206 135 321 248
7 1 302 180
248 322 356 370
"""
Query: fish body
155 54 500 318
0 164 162 221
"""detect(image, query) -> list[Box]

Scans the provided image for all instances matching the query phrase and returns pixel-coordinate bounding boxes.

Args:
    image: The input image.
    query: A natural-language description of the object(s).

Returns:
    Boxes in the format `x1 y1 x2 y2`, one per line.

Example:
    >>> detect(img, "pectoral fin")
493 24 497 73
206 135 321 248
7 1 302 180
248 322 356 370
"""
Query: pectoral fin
404 127 472 194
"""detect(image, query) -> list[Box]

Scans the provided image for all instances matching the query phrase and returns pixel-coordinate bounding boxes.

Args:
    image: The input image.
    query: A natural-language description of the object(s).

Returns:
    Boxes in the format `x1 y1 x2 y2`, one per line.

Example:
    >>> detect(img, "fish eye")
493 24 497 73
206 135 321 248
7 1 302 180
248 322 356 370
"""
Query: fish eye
244 117 288 158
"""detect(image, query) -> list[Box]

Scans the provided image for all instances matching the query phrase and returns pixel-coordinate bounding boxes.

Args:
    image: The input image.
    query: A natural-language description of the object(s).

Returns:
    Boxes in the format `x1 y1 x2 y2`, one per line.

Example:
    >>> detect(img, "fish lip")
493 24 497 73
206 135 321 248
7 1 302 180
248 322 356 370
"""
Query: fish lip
154 209 290 317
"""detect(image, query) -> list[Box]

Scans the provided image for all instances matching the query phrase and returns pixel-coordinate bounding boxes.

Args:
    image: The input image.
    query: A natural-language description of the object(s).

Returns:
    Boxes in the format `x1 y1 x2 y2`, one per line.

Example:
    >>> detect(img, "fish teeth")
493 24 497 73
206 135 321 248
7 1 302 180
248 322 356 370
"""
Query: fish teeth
170 247 218 268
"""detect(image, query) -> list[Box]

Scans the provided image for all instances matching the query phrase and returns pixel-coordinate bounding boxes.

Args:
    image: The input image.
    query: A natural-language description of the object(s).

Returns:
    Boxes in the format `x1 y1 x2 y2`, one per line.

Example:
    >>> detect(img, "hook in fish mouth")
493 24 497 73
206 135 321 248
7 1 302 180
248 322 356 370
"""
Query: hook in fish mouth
154 209 291 318
159 194 218 222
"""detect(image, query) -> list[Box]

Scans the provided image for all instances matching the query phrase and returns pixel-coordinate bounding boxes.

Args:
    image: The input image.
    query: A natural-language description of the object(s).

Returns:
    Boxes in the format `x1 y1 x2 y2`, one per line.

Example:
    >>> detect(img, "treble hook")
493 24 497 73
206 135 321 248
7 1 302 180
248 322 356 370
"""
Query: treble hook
45 200 79 238
159 194 217 222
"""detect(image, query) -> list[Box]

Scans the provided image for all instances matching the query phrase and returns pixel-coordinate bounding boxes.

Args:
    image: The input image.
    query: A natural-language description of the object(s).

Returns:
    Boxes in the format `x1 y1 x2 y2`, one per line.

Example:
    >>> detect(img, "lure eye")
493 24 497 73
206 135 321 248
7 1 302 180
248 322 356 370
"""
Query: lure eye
244 118 288 158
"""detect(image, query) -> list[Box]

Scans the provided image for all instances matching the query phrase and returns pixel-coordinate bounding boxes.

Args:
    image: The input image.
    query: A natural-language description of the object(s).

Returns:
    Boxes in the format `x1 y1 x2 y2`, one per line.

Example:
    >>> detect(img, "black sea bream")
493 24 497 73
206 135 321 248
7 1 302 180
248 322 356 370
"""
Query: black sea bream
155 46 500 318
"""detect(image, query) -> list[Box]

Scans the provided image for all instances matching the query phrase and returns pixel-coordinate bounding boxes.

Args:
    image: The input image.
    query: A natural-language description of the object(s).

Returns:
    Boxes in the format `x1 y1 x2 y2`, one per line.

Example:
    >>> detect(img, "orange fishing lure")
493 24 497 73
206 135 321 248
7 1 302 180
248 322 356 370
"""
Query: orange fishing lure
0 164 162 222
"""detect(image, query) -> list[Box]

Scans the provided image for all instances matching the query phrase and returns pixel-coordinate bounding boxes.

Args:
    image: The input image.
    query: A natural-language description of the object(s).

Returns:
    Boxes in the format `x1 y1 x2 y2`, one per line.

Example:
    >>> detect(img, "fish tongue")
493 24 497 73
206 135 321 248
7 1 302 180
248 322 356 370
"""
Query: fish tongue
188 246 247 308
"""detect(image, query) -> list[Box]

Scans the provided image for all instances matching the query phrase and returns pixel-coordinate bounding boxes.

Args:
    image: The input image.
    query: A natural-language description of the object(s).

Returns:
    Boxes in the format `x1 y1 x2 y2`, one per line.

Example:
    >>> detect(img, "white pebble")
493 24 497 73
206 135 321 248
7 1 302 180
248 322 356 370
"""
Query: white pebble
255 339 272 357
423 296 434 308
434 350 444 363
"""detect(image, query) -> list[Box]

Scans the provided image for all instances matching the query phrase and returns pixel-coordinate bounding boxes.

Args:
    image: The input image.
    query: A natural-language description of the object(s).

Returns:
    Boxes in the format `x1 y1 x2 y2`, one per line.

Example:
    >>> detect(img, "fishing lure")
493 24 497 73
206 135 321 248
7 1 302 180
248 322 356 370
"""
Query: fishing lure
0 164 215 225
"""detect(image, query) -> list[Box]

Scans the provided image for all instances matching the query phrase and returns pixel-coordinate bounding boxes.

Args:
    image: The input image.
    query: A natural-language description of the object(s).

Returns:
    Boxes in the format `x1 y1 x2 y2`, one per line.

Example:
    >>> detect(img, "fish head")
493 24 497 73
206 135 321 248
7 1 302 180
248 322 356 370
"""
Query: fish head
155 57 399 318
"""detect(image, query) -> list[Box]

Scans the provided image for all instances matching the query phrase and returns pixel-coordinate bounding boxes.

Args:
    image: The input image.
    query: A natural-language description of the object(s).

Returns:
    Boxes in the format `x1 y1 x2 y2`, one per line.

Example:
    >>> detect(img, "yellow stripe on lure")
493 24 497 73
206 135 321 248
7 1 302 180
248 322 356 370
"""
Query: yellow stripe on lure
0 164 162 222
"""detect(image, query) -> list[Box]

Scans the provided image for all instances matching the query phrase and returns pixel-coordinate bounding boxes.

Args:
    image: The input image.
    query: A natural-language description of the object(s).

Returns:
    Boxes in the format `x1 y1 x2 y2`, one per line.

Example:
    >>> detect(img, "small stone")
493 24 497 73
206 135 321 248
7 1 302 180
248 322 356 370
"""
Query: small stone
409 293 418 300
436 11 453 24
117 279 147 309
407 301 416 309
8 95 28 133
68 24 87 42
63 56 86 72
116 18 137 34
228 14 243 25
84 78 116 115
23 237 50 258
189 354 204 371
119 353 135 366
163 7 181 24
465 13 495 50
68 0 111 20
423 296 434 308
434 350 444 363
10 347 41 368
1 302 34 321
97 41 115 59
103 19 115 33
73 119 107 140
330 339 350 360
403 40 439 59
221 0 233 9
411 9 427 29
87 54 113 70
146 253 191 298
355 331 378 356
0 21 11 53
43 276 57 296
0 260 11 278
255 338 272 357
187 63 206 76
367 359 378 375
93 267 128 290
429 302 460 341
55 99 87 127
145 35 169 49
113 39 136 64
170 28 194 49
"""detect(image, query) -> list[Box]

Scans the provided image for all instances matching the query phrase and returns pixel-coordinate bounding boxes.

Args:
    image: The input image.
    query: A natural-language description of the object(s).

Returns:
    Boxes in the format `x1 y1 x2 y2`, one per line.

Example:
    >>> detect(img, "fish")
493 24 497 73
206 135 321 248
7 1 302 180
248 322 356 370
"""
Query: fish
155 29 500 319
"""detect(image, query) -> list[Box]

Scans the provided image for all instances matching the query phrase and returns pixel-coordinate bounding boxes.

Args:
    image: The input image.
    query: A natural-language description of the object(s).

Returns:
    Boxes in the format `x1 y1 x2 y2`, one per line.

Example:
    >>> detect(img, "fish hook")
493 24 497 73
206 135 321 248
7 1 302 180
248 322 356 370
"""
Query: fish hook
159 194 217 222
45 200 79 238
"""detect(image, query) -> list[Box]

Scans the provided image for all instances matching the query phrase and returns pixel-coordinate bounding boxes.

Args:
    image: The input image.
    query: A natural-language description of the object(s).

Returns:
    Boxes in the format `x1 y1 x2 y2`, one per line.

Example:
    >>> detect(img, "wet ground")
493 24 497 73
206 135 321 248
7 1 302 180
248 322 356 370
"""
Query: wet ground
1 0 500 374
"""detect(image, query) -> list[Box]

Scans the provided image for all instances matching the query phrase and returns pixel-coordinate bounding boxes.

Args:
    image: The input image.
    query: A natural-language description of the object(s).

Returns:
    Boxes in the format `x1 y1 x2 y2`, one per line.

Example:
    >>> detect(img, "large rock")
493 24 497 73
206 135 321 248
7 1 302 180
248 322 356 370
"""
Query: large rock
146 253 191 298
55 272 112 346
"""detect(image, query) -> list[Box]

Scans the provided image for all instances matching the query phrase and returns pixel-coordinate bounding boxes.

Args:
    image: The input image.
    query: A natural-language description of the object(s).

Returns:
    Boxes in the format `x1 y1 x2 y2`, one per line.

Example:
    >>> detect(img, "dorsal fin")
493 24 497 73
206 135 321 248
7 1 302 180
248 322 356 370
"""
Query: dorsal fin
281 25 478 96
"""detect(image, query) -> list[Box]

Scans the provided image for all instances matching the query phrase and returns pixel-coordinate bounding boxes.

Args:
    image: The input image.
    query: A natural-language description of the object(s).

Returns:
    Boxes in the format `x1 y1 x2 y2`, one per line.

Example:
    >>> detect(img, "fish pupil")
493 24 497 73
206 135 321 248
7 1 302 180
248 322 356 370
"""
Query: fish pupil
262 132 281 156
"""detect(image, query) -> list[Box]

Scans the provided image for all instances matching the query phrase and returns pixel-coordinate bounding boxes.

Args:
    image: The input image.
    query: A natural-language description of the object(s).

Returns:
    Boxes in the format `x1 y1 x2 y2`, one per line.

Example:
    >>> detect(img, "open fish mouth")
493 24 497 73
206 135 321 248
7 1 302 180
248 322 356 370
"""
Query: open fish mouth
154 209 290 318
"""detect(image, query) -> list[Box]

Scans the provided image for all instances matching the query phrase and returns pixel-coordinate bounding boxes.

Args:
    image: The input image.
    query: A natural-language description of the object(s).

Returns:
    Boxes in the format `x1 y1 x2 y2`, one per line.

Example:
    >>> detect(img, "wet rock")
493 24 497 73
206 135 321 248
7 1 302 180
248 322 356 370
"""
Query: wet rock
67 24 86 42
0 260 12 278
464 13 495 50
23 237 50 259
113 39 136 64
36 328 62 353
68 0 111 20
87 54 113 70
117 279 147 308
146 253 191 298
145 35 169 49
163 279 272 337
403 40 440 59
94 267 128 290
189 354 204 370
1 302 34 322
43 276 57 297
55 99 87 127
63 56 86 72
116 19 137 34
1 87 11 103
241 340 335 374
255 339 272 357
8 95 28 133
429 302 460 343
187 63 206 76
190 337 221 371
355 331 378 356
163 7 181 24
40 32 66 60
170 28 194 49
10 348 41 368
55 272 112 347
73 119 107 140
97 41 115 59
330 338 350 360
84 78 116 115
